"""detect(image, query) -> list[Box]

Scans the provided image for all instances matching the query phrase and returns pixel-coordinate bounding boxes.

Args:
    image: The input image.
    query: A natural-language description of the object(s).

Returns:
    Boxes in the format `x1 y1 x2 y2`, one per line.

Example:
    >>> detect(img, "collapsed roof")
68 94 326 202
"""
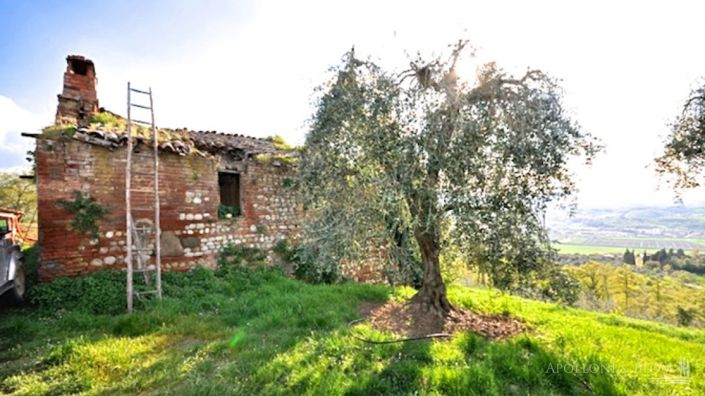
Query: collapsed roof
37 110 286 158
35 55 293 160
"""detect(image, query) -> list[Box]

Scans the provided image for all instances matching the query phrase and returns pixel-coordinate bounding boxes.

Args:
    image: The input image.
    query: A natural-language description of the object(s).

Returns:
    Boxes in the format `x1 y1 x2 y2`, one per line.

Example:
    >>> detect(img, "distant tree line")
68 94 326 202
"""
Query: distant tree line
642 248 685 264
622 249 636 265
622 248 705 275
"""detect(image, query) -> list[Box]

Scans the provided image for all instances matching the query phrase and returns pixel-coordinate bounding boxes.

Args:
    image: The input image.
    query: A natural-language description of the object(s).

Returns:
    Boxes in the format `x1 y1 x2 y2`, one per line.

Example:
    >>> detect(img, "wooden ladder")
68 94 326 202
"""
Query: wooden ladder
125 82 162 313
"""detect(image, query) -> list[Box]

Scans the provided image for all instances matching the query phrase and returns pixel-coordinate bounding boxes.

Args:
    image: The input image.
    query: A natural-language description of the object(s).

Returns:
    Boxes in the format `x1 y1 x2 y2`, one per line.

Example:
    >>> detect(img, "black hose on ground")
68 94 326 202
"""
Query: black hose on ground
348 318 450 344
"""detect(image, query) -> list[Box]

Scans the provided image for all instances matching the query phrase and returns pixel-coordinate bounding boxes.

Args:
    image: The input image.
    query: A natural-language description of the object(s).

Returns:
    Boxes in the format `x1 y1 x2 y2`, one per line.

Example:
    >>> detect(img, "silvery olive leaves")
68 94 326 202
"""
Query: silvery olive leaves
299 41 600 293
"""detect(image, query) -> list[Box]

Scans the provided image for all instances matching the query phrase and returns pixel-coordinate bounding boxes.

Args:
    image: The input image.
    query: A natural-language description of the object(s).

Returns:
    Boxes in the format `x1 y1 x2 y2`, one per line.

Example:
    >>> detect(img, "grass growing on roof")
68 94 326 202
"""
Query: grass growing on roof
41 112 192 145
255 152 299 166
1 266 704 395
89 112 123 127
265 134 296 151
40 125 76 139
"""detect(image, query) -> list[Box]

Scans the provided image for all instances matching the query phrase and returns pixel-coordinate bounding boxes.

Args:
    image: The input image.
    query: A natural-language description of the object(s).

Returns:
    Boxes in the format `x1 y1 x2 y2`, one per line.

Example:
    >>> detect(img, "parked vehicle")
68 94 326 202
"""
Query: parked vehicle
0 210 26 304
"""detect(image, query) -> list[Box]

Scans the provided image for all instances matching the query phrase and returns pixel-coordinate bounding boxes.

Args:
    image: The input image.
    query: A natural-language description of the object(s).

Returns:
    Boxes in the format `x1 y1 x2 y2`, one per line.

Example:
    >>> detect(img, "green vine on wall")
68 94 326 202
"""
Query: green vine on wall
255 224 268 235
56 191 110 238
281 177 297 189
218 204 241 220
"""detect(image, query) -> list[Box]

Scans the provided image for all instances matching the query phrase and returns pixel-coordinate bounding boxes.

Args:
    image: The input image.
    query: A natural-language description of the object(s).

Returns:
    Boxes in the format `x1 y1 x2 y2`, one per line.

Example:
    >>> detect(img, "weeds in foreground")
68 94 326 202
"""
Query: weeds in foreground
1 266 704 395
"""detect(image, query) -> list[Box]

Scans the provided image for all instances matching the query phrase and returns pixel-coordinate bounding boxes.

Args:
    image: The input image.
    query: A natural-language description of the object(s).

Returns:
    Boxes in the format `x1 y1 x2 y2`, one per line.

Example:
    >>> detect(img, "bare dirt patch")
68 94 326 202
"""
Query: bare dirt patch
358 301 525 340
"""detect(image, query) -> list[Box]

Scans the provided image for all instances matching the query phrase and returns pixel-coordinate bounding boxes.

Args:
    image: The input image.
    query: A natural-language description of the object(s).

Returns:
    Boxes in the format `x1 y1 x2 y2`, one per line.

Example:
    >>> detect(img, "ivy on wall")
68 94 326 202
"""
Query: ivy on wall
56 191 110 238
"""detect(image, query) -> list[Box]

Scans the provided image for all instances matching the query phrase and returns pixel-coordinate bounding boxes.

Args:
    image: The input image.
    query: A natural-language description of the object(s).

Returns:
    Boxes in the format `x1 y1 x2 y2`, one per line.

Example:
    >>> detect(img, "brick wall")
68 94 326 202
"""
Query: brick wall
35 138 303 281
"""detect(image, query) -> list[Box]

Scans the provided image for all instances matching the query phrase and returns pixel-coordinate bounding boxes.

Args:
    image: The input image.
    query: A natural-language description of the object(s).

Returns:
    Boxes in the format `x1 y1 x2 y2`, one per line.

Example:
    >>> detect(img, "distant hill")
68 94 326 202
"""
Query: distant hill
546 206 705 251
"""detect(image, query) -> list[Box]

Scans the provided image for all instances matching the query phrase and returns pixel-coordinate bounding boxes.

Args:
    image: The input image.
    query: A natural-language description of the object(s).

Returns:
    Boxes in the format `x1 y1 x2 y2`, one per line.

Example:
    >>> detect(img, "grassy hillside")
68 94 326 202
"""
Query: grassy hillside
1 268 704 396
565 262 705 327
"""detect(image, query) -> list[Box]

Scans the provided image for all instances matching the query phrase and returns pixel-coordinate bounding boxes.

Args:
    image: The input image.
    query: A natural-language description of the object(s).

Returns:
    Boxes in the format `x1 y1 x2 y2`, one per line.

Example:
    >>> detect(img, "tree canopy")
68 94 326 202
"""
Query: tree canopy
0 172 36 220
656 84 705 194
300 41 599 316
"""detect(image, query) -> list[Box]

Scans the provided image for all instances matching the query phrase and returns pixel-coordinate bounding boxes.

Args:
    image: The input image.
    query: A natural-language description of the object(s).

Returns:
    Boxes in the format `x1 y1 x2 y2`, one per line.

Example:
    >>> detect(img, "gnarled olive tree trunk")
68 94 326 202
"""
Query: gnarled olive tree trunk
408 187 452 316
412 225 452 316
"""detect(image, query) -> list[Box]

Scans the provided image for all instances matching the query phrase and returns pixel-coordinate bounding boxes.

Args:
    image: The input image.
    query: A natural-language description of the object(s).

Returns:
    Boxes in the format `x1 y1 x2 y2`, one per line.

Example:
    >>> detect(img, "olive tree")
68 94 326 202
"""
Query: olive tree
300 41 598 316
656 84 705 194
0 172 36 221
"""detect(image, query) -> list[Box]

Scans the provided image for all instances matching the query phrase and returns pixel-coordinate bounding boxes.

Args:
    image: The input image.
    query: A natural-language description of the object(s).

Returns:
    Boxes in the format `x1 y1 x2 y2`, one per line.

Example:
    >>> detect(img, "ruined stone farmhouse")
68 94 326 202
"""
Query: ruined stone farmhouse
29 55 303 282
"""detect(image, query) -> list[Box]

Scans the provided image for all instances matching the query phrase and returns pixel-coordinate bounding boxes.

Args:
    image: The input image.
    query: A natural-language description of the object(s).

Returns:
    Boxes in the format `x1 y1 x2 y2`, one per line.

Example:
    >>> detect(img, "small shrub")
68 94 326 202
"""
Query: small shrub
255 224 268 235
540 269 581 306
216 244 267 276
273 239 296 261
56 191 110 238
265 134 294 151
22 245 40 289
676 306 694 327
274 239 338 284
293 256 338 284
163 266 219 292
281 177 297 189
217 204 240 219
28 270 125 314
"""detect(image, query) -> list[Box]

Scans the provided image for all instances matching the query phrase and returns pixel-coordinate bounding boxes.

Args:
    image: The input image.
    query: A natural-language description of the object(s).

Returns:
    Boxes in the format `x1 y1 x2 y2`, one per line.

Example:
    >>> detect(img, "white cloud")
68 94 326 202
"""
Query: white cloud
0 96 51 172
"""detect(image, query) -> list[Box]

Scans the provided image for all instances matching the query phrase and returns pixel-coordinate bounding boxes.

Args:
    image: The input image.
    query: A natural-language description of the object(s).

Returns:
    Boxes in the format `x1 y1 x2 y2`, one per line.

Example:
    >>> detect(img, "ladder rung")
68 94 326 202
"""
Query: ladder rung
130 88 150 95
126 83 161 313
130 103 152 110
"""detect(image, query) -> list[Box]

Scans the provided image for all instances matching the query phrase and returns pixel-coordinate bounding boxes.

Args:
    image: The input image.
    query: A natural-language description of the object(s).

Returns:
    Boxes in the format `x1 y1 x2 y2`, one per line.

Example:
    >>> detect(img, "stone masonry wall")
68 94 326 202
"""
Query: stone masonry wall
35 138 302 281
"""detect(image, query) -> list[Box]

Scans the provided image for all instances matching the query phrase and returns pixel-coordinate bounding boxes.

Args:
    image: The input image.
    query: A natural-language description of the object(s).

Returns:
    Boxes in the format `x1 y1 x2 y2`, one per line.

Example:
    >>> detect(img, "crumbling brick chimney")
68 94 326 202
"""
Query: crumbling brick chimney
55 55 99 126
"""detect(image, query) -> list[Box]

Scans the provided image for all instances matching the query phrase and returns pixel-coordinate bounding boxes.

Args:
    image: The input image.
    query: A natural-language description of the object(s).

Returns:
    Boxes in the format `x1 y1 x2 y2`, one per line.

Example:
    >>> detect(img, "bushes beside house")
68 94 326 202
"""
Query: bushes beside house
26 245 273 315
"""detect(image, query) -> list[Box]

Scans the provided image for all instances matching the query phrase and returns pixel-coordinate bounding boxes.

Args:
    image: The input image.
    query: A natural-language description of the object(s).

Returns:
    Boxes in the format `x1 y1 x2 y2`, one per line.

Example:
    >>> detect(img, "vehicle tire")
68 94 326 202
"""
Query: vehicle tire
7 260 26 304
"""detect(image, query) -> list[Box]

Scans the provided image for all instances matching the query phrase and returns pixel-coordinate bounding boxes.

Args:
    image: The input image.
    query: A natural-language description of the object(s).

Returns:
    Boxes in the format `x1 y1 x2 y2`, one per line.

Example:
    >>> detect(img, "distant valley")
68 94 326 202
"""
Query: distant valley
546 205 705 252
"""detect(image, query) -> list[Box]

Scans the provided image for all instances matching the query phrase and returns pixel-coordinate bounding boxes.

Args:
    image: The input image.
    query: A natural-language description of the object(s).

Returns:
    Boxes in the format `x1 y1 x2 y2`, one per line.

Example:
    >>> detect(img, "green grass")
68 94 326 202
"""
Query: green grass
554 244 628 254
1 267 704 395
554 238 705 255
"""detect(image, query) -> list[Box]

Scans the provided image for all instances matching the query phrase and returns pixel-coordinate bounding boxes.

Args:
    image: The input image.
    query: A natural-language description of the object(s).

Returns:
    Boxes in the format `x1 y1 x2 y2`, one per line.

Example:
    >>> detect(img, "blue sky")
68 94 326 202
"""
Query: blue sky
0 0 254 170
2 0 705 208
0 1 252 106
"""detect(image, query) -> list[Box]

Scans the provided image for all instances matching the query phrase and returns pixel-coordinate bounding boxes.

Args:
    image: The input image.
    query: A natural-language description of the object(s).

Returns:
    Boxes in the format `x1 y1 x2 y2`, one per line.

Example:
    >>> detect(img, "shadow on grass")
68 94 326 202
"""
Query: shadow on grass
454 335 620 396
344 339 433 395
0 268 621 396
0 268 392 395
230 328 621 396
